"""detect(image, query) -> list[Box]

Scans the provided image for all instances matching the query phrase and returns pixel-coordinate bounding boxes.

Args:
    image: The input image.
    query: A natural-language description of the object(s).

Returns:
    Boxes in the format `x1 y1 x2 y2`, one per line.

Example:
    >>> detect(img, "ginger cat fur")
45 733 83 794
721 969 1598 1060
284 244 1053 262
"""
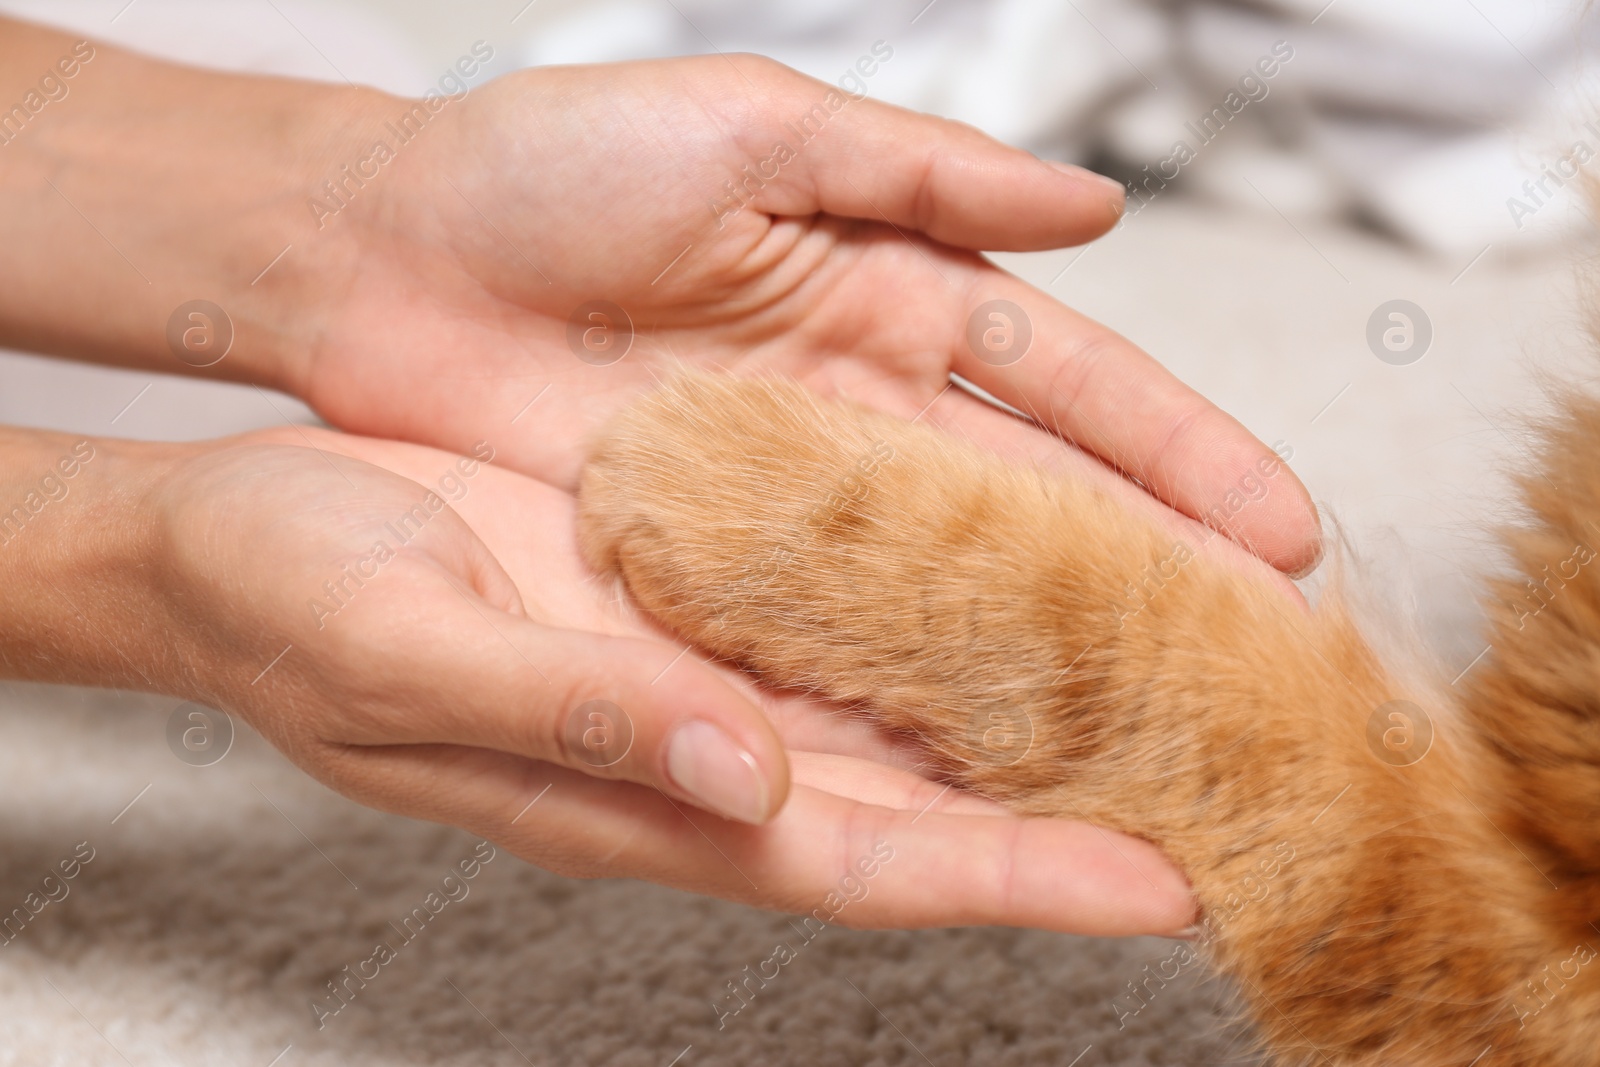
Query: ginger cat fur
576 371 1600 1066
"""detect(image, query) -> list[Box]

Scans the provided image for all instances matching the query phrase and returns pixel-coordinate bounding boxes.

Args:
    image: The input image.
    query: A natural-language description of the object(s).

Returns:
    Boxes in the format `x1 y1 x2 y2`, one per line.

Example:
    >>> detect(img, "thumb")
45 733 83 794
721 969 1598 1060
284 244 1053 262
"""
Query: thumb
726 59 1126 250
379 590 791 825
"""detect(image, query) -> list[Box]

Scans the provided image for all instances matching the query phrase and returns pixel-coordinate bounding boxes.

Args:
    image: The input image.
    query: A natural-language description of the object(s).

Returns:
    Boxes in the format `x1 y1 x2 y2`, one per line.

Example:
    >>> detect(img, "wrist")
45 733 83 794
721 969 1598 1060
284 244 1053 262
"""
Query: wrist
0 427 187 690
0 17 392 396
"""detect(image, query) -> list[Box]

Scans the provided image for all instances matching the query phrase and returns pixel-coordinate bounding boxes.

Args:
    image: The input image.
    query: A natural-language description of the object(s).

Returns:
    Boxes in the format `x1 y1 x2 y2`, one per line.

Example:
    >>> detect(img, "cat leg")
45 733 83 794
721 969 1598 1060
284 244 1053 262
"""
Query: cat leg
1462 387 1600 936
578 372 1587 1066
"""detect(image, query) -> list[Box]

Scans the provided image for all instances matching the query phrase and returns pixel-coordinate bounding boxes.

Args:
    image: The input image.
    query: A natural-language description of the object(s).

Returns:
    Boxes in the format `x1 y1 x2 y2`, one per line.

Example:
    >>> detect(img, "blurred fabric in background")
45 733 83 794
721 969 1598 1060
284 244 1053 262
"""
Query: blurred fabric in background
4 0 1595 258
512 0 1600 255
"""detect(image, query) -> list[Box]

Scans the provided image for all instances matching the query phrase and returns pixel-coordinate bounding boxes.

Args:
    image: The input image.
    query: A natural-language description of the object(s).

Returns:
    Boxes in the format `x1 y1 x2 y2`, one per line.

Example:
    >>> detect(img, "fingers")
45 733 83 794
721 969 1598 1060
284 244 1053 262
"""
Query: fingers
760 692 926 769
328 743 1195 938
949 269 1324 576
342 581 791 826
228 431 792 826
786 750 1006 816
731 62 1125 251
918 385 1308 609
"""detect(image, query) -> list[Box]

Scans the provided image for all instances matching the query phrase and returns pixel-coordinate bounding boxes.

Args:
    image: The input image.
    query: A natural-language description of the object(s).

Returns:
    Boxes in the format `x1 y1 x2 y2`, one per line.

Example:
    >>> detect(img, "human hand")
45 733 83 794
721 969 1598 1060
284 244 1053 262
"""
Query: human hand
296 55 1322 579
0 20 1317 582
252 426 1195 937
0 425 1186 936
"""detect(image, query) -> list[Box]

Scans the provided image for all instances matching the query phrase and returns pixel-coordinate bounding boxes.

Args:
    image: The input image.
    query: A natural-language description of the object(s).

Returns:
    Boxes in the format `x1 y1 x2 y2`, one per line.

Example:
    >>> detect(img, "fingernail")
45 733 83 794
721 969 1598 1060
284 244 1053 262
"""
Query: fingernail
1143 856 1196 934
1045 159 1126 197
1287 520 1326 580
665 720 772 824
1288 548 1324 581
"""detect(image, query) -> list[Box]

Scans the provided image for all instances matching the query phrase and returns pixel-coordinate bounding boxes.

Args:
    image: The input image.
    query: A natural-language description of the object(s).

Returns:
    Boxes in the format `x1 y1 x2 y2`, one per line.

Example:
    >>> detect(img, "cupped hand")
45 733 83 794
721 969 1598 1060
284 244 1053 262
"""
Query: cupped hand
156 427 1192 937
296 54 1321 579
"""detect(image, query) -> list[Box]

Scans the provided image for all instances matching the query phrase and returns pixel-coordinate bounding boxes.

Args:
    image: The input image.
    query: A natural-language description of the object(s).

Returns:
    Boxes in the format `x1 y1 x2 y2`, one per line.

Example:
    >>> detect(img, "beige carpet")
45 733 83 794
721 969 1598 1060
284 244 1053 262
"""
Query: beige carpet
0 196 1591 1065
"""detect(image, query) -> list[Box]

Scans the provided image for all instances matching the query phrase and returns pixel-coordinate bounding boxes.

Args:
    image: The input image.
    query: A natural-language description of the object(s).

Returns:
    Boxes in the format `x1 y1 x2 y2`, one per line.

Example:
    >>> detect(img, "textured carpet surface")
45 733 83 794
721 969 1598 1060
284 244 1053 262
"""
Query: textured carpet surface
0 196 1590 1065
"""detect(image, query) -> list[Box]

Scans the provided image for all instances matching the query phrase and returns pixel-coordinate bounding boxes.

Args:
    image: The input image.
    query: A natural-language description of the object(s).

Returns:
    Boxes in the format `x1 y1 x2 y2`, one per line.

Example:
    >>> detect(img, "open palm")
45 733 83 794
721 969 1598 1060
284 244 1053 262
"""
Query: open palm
242 424 1192 935
302 56 1318 576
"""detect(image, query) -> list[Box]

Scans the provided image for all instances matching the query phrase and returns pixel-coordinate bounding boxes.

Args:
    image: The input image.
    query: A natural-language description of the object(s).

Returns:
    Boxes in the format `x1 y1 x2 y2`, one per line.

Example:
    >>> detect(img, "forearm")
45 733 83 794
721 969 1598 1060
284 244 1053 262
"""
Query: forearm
0 424 178 690
0 15 380 394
